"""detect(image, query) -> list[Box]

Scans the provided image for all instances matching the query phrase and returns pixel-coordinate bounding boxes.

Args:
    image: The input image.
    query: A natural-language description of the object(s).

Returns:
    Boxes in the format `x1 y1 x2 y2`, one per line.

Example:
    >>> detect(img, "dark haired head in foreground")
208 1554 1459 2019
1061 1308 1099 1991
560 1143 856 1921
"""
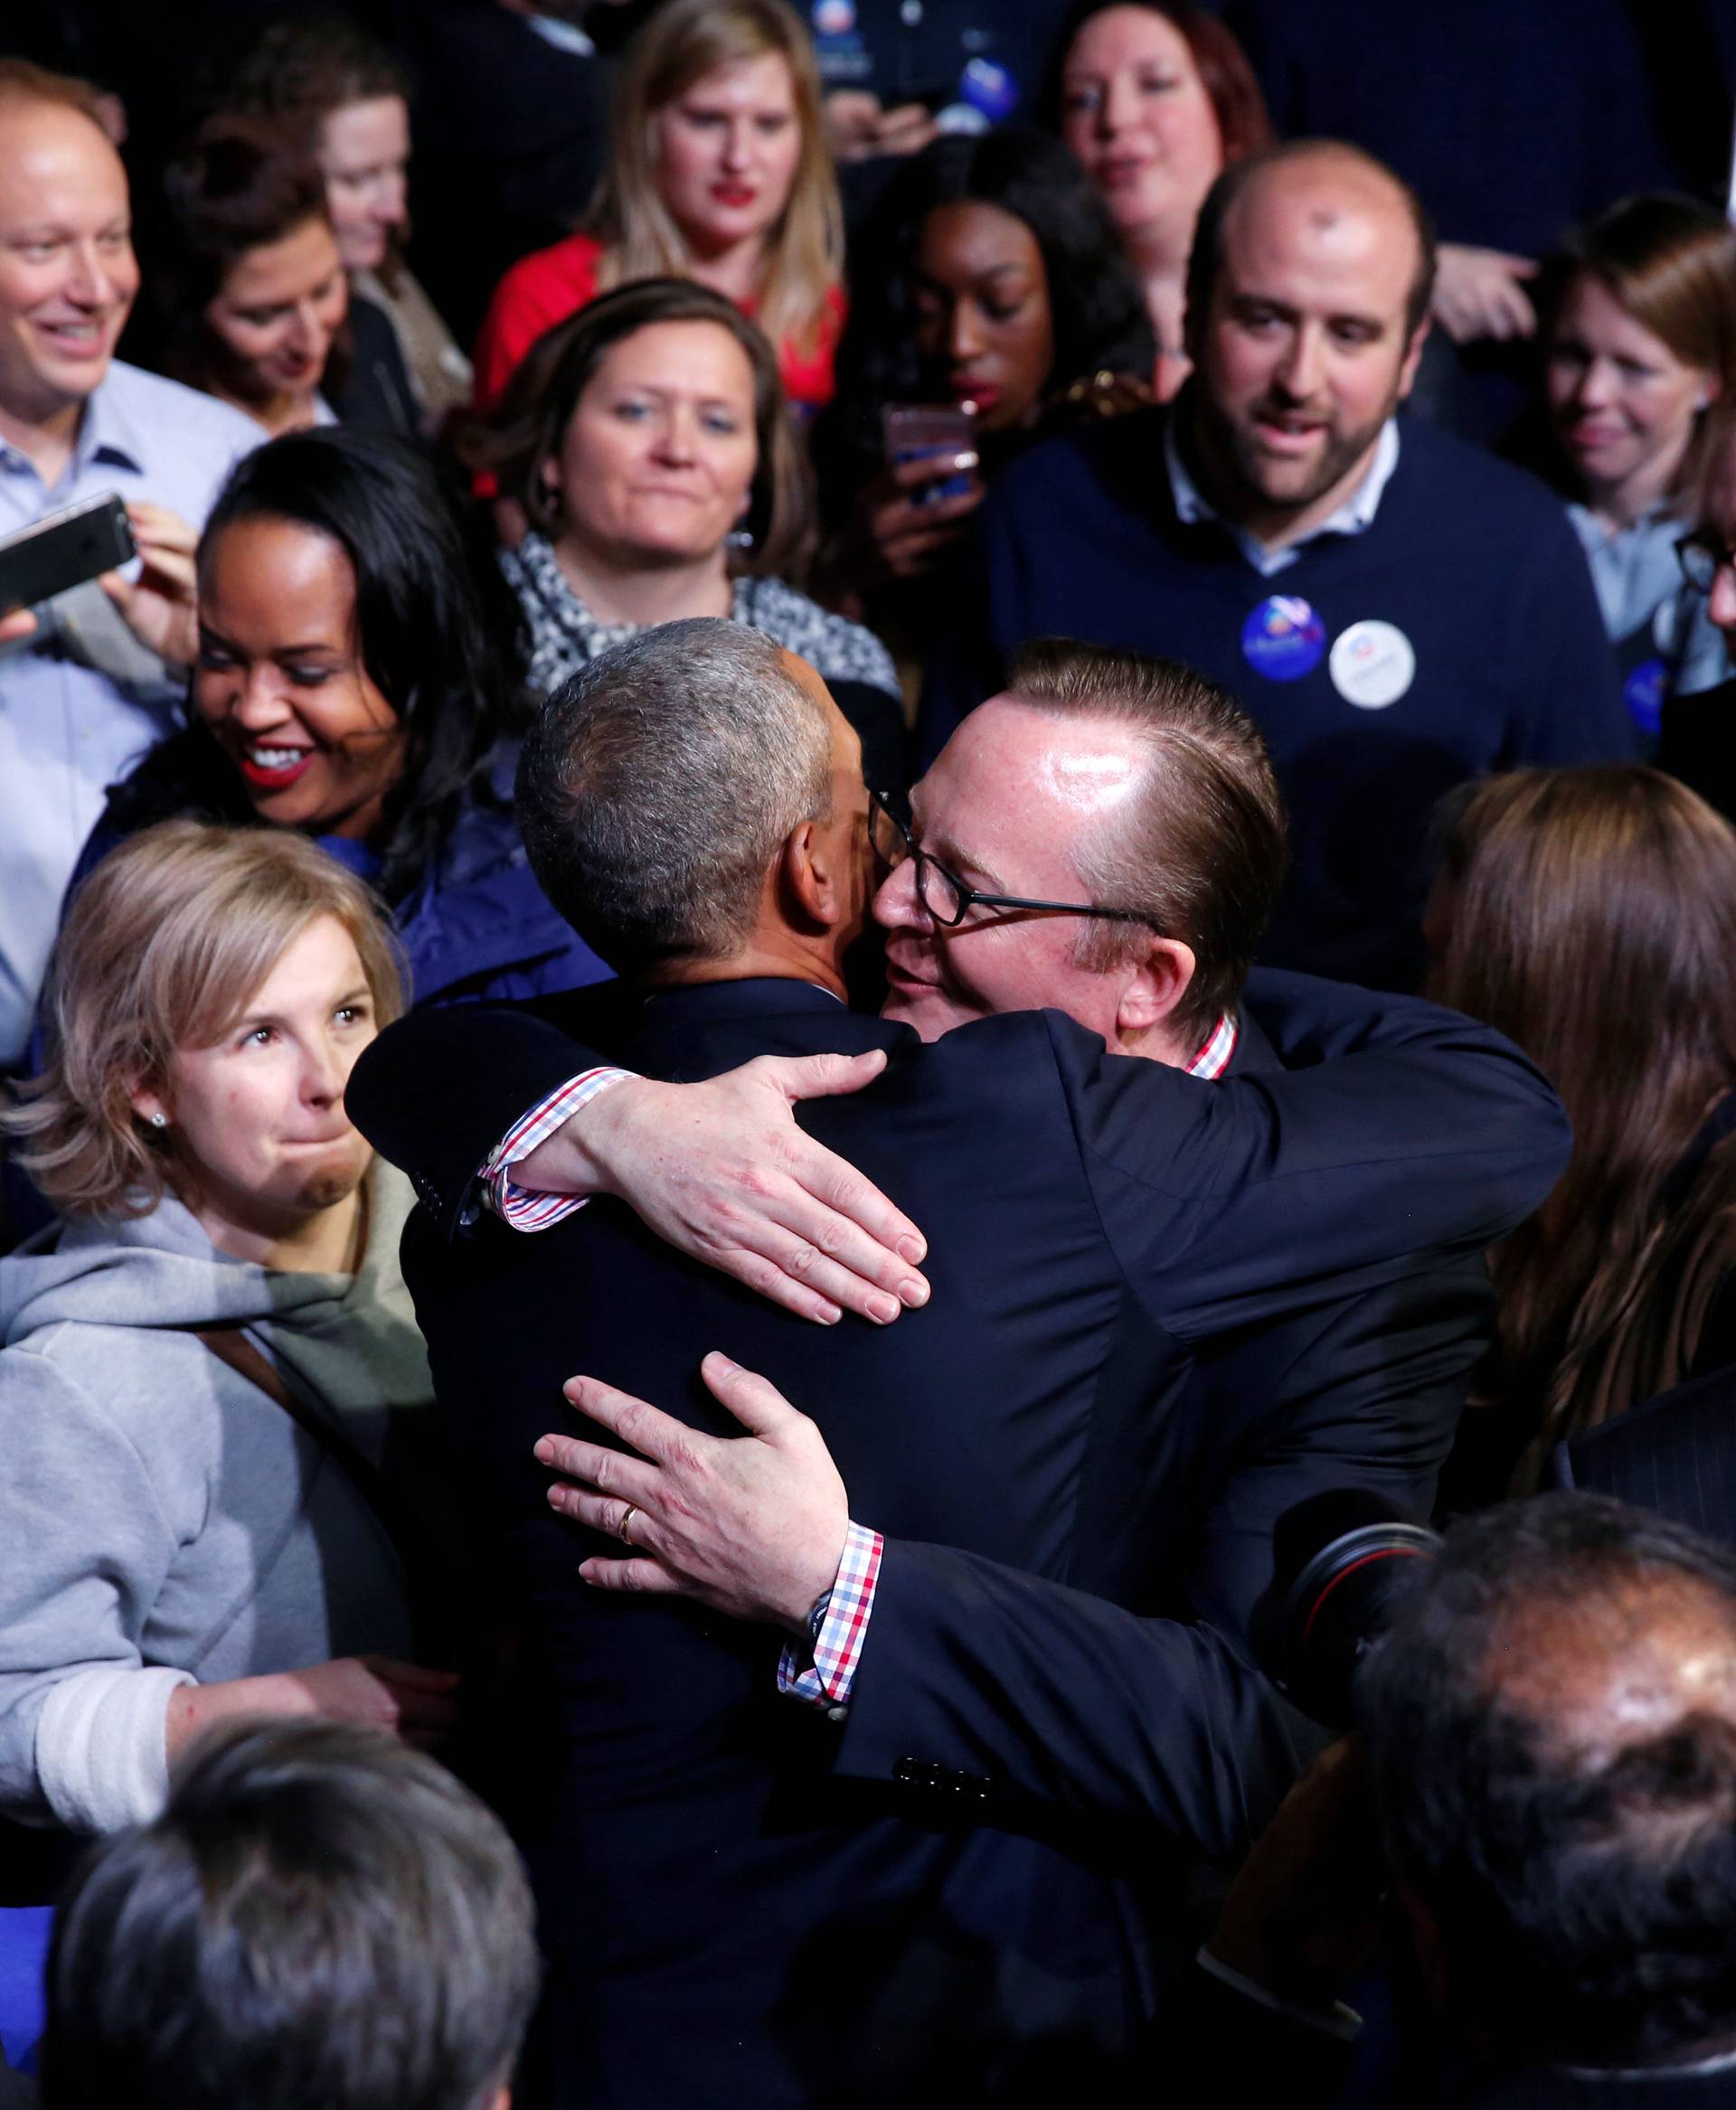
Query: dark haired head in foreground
39 1721 540 2110
1363 1492 1736 2076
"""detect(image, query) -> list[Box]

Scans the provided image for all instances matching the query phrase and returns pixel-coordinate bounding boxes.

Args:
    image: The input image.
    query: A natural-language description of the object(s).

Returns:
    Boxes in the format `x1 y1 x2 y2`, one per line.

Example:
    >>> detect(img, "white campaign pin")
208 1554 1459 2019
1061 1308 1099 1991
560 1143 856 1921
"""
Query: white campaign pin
1329 619 1415 709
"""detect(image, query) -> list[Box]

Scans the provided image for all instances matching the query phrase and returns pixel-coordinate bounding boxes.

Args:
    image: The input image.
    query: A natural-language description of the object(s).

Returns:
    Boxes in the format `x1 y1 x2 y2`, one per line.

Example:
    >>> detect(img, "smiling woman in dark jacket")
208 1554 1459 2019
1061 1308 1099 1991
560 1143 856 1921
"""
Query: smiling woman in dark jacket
71 426 609 1008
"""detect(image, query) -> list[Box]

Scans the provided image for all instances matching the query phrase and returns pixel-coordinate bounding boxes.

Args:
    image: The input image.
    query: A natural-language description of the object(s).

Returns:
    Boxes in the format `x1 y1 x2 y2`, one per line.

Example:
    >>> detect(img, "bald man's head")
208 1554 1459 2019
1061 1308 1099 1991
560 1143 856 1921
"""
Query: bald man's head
1187 139 1437 347
1362 1494 1736 2073
0 66 137 429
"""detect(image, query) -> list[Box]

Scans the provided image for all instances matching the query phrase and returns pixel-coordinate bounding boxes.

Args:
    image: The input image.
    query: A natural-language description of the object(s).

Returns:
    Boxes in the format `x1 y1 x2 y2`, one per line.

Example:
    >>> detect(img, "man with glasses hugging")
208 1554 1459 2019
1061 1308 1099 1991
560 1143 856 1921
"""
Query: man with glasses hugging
347 621 1565 2106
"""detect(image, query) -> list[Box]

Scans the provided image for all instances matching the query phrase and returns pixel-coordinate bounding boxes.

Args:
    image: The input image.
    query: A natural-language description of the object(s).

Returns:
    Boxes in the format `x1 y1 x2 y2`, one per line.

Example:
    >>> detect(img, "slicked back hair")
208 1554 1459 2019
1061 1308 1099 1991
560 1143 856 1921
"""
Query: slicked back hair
1000 640 1287 1041
516 617 833 975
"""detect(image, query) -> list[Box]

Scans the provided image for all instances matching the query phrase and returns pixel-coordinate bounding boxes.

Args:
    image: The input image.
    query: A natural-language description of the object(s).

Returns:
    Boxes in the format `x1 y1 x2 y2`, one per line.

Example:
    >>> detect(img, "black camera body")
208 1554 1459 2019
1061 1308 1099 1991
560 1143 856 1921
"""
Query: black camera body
1259 1490 1441 1728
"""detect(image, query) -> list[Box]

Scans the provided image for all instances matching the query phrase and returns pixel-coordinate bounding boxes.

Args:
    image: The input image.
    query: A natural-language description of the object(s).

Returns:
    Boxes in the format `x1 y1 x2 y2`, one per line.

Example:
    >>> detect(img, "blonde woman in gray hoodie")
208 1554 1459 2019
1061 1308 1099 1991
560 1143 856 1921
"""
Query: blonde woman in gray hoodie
0 821 458 1841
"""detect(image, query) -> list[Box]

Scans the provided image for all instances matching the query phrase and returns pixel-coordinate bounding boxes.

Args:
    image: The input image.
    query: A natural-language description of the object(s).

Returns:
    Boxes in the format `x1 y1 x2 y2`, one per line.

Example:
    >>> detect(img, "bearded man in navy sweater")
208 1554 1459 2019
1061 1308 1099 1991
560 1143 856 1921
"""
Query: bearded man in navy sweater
918 139 1636 991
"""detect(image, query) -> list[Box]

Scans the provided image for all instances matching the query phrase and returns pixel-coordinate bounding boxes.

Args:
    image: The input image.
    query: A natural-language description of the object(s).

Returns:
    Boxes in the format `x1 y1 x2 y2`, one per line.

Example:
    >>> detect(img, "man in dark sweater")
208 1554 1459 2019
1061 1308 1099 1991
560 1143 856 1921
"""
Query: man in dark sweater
919 139 1636 991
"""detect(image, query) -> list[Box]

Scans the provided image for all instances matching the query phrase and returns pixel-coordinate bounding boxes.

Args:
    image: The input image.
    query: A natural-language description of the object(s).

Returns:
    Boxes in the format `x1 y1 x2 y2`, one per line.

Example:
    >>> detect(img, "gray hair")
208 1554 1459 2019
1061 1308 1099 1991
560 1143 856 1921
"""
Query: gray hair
515 617 834 973
41 1720 541 2110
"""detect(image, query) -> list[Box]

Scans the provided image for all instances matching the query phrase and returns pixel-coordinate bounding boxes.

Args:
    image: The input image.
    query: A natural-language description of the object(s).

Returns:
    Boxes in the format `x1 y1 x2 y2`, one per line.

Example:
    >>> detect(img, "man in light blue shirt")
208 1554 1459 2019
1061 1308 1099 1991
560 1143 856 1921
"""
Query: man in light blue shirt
0 61 259 1069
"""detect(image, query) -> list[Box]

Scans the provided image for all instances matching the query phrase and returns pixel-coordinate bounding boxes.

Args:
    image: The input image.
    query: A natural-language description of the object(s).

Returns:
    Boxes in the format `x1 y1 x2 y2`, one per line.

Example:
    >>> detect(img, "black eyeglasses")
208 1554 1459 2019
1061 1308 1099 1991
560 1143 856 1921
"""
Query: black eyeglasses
869 787 1156 930
1677 531 1736 594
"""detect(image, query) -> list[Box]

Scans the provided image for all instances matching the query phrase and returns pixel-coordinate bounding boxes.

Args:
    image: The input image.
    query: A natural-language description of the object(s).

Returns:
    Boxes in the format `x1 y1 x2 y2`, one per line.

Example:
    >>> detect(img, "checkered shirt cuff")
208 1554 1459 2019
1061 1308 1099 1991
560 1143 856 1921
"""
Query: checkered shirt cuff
777 1521 883 1715
480 1068 634 1231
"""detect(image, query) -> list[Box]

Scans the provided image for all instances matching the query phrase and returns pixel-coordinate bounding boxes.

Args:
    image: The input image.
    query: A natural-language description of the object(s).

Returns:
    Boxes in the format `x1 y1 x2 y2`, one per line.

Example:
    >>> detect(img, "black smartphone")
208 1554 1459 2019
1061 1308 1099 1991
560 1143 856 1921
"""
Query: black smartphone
0 492 135 614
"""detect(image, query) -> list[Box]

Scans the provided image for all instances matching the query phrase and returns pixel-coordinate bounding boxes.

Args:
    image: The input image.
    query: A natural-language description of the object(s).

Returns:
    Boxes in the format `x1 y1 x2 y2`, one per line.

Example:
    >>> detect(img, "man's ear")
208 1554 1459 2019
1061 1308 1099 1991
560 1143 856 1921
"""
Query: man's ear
778 820 838 931
1114 935 1198 1045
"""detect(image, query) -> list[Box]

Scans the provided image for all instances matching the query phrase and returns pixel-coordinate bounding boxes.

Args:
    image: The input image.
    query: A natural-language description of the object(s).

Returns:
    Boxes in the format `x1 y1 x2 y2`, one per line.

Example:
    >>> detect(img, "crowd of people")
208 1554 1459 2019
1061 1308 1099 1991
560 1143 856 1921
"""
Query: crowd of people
5 4 1736 2106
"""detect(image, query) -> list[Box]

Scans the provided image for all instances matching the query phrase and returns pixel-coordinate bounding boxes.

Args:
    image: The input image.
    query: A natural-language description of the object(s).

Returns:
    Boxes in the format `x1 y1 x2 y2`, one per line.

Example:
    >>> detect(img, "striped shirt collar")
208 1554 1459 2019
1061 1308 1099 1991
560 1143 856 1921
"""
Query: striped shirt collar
1186 1009 1239 1079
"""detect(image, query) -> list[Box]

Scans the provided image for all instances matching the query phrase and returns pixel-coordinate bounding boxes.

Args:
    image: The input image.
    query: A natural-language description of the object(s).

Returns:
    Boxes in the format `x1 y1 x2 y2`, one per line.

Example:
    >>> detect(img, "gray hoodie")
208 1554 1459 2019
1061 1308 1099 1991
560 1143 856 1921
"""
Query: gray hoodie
0 1165 433 1832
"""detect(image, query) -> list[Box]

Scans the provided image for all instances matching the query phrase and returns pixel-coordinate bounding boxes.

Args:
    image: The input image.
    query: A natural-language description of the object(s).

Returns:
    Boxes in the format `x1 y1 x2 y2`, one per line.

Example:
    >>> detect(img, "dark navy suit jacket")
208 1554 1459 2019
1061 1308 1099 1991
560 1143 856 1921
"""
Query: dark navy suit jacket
826 1010 1493 1836
1552 1364 1736 1547
347 971 1569 2110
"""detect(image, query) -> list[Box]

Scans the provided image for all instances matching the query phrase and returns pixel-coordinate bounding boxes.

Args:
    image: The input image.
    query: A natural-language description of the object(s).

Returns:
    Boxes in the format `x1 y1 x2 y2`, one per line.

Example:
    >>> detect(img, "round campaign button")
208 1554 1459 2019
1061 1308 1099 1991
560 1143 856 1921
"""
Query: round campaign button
1624 655 1666 739
1328 619 1415 709
1240 595 1326 682
812 0 855 34
959 57 1020 123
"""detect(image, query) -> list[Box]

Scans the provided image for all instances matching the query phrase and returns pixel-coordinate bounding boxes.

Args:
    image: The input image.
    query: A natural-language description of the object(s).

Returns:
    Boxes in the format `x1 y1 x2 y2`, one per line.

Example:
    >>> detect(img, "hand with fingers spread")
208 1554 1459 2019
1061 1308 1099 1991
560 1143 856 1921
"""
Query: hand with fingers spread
99 500 200 668
514 1050 931 1327
537 1352 851 1633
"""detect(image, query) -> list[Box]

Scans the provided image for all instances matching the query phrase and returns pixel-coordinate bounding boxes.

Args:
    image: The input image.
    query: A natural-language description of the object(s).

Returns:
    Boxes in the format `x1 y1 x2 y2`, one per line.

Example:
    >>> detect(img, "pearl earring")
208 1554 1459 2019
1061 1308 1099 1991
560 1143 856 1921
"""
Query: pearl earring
148 1113 167 1130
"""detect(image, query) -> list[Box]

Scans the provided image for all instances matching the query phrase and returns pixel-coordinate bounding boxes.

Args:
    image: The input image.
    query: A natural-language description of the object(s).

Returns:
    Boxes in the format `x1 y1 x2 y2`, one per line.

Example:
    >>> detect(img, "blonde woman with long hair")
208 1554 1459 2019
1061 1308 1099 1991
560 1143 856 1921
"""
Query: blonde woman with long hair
473 0 844 418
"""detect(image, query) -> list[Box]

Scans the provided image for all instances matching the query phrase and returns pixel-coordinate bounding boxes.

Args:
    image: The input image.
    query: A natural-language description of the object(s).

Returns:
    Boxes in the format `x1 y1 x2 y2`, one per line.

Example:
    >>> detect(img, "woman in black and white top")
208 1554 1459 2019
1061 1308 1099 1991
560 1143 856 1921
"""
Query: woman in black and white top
467 276 908 789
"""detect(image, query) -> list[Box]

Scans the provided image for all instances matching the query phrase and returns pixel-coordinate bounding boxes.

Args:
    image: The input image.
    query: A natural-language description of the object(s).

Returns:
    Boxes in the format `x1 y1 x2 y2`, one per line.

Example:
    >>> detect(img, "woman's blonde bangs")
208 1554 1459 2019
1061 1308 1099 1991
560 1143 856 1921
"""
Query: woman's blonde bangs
4 822 403 1220
589 0 842 359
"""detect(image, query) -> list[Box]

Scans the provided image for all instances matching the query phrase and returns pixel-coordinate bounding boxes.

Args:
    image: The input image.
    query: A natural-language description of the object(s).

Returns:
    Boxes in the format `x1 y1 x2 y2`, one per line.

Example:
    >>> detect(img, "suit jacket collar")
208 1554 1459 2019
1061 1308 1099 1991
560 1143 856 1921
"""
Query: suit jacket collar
640 976 846 1024
625 975 892 1079
1224 1006 1277 1077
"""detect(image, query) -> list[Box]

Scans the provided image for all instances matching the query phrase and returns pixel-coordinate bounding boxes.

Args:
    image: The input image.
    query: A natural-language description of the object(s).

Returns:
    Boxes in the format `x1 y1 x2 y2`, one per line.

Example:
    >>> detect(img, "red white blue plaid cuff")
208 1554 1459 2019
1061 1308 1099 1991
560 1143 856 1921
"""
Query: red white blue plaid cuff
778 1521 883 1712
482 1068 634 1231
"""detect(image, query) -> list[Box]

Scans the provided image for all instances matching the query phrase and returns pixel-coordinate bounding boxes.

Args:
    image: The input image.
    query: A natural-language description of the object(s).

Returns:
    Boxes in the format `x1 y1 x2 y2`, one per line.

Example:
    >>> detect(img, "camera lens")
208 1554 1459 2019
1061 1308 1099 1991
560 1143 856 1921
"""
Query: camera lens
1262 1491 1441 1727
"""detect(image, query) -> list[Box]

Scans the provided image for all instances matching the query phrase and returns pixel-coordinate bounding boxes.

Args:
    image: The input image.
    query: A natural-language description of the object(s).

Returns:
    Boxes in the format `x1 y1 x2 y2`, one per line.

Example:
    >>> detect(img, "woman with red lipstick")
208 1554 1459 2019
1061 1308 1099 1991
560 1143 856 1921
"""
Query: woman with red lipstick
1537 195 1736 738
1042 0 1270 400
154 118 418 439
64 428 612 1013
471 0 844 421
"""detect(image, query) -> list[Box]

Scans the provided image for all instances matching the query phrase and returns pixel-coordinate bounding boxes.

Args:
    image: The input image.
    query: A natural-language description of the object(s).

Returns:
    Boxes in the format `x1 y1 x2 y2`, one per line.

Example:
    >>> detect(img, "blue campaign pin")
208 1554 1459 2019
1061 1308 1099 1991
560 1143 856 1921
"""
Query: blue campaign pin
1241 595 1326 682
959 56 1021 122
1624 655 1667 739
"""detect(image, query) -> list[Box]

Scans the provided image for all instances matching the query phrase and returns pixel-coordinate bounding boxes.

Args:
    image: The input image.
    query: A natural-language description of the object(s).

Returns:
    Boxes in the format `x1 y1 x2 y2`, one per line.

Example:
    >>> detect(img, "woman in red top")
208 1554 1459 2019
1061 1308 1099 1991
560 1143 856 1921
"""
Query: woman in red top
473 0 844 419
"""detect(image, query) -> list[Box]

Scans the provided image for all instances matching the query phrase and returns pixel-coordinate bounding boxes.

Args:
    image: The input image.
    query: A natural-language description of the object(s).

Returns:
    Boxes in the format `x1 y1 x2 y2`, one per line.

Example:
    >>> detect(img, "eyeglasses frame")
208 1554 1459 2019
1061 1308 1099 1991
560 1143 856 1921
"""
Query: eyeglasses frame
868 787 1158 932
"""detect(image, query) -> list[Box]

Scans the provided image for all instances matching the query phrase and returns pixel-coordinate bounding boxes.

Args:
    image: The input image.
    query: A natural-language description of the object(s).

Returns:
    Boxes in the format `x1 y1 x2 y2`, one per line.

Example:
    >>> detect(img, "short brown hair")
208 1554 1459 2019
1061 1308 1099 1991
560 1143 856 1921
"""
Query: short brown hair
463 276 816 579
1001 638 1288 1040
211 15 406 134
5 823 403 1220
0 57 109 130
1187 139 1439 344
